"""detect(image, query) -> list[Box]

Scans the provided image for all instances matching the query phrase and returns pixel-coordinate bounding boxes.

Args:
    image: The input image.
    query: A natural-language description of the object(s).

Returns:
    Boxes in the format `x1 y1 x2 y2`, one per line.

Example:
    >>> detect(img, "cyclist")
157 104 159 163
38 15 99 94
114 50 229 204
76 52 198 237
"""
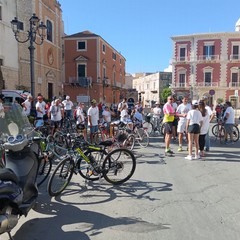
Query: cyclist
88 99 99 143
151 102 162 131
223 101 235 144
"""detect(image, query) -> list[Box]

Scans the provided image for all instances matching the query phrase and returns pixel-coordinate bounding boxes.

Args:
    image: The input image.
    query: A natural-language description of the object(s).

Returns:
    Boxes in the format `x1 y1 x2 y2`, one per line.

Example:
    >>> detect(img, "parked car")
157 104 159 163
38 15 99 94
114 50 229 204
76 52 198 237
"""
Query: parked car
1 90 29 104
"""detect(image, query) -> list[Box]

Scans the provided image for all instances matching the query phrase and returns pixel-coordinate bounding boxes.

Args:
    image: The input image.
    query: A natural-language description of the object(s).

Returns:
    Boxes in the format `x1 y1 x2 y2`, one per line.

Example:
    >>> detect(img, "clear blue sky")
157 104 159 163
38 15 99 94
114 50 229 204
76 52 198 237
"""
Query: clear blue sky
59 0 240 74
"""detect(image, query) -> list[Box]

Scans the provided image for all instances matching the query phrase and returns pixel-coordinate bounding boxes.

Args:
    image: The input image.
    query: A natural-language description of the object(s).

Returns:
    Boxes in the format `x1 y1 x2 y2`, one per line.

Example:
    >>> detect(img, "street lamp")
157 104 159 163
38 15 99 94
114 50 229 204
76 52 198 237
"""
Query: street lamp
11 13 47 99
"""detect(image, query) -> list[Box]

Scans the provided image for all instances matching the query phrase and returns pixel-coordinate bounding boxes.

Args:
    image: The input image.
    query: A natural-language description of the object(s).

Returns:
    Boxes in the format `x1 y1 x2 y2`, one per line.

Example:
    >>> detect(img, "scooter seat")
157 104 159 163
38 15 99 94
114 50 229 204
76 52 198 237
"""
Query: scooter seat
0 168 18 183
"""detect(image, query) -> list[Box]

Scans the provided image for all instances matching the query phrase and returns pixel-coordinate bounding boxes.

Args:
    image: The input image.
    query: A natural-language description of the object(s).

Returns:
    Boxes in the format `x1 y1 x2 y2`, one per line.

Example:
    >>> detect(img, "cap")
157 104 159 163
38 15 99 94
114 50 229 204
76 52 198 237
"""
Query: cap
66 96 70 100
192 100 199 106
91 99 97 104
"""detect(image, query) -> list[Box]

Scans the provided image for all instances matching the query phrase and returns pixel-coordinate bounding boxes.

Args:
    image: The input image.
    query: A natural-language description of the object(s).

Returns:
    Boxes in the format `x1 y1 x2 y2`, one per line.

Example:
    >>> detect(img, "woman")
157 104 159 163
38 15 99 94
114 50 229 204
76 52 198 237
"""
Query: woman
185 100 203 160
198 100 210 157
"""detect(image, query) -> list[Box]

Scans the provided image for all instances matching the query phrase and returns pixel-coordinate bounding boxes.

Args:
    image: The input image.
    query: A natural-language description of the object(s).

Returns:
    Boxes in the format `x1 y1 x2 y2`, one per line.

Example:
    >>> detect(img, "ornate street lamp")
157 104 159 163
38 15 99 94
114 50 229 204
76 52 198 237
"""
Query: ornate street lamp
11 13 47 99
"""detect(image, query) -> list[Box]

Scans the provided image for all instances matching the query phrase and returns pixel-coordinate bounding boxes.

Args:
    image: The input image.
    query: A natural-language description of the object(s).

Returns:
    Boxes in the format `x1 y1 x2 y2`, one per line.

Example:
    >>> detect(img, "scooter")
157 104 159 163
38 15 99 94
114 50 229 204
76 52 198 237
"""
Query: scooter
0 103 41 239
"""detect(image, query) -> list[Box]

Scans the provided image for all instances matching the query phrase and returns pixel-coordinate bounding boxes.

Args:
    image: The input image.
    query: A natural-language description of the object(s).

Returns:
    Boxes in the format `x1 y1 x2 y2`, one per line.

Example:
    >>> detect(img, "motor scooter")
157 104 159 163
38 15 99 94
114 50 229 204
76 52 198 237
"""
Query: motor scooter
0 103 40 239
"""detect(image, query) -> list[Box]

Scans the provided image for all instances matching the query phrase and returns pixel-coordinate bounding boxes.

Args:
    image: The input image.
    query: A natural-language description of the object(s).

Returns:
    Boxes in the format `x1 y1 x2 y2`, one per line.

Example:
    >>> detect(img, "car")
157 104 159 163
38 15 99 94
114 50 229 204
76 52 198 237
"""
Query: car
1 90 30 104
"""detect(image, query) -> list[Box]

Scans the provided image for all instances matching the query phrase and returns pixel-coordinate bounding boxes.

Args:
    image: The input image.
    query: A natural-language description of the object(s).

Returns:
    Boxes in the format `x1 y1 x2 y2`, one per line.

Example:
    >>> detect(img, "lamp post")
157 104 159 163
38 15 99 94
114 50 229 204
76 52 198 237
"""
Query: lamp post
11 13 47 99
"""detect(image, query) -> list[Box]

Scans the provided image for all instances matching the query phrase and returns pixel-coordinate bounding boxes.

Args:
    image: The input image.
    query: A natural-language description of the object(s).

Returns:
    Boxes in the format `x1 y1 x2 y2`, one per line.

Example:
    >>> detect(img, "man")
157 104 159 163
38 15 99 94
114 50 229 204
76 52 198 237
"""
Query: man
201 96 215 151
75 102 87 140
88 99 99 143
176 96 192 151
22 94 33 116
117 98 128 116
35 95 46 127
151 102 162 132
62 95 74 118
223 101 235 144
163 96 175 154
48 98 64 135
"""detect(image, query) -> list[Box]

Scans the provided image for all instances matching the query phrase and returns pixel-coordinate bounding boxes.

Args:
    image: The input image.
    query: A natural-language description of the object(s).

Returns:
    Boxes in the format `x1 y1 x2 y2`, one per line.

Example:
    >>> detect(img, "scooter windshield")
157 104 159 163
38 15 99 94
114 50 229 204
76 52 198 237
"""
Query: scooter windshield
0 103 33 139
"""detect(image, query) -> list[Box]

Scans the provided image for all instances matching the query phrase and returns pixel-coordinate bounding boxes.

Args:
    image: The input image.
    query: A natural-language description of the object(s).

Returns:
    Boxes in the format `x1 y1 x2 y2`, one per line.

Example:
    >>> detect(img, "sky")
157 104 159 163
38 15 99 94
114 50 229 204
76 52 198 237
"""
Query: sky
58 0 240 74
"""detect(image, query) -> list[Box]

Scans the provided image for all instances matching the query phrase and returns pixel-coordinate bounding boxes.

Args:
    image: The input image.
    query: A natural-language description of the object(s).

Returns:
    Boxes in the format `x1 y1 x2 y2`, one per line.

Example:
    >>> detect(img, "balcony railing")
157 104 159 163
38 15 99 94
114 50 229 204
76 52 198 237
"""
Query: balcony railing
69 77 91 87
198 55 220 61
197 82 219 87
172 56 190 63
229 82 240 87
230 54 240 61
172 82 190 88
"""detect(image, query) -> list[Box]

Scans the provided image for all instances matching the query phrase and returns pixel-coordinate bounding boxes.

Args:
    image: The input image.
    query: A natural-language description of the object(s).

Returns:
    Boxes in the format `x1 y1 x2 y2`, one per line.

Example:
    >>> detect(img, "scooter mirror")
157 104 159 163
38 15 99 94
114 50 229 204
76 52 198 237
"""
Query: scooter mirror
8 122 19 136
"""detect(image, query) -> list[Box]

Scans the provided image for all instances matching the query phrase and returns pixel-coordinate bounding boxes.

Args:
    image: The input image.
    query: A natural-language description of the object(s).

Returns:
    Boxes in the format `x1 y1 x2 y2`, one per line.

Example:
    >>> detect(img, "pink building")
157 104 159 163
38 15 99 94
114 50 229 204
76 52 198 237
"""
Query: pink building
171 20 240 108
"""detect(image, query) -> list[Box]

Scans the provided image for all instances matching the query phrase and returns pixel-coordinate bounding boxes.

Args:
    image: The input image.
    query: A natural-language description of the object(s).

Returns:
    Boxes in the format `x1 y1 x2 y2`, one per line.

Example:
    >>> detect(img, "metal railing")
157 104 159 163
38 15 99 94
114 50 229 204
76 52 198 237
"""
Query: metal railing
198 55 220 61
69 77 91 87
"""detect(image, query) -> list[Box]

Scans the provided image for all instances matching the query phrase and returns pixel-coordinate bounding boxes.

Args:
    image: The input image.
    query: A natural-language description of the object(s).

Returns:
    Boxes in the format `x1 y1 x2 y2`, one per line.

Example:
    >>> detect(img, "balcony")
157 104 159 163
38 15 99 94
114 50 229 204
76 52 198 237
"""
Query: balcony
172 56 190 63
229 82 240 87
69 77 91 87
172 82 190 88
198 55 220 61
197 82 219 87
230 54 240 61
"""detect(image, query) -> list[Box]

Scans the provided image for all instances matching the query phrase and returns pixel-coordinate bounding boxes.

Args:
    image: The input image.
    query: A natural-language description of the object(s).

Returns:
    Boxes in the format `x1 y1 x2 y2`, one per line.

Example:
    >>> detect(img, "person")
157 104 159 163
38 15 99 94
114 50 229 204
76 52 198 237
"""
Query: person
198 100 210 157
102 105 112 133
223 101 235 144
162 96 175 154
185 100 203 160
62 95 74 119
171 96 178 141
175 96 191 151
151 102 162 131
48 98 64 135
117 98 128 116
135 101 143 114
133 108 143 126
215 102 223 121
88 99 99 143
201 96 215 151
120 104 133 130
75 102 87 140
35 95 46 128
21 94 33 116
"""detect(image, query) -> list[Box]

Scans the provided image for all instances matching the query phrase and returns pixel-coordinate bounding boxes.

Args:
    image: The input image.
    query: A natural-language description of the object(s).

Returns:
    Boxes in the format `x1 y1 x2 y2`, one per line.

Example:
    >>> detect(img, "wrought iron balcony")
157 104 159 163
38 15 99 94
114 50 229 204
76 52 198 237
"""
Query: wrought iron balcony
69 77 91 87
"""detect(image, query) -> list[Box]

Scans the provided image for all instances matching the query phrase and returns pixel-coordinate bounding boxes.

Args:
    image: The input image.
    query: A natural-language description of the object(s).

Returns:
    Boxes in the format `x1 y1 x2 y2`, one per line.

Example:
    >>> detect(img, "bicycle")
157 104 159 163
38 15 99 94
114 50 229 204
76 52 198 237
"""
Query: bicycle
142 114 153 134
47 138 136 197
132 123 149 148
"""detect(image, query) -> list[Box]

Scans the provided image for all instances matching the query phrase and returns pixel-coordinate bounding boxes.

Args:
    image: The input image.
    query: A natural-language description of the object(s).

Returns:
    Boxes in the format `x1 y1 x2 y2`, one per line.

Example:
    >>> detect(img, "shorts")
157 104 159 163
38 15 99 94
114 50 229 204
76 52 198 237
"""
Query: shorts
90 125 98 134
188 124 200 134
224 123 234 134
172 117 178 127
51 120 61 128
177 121 187 133
164 122 173 134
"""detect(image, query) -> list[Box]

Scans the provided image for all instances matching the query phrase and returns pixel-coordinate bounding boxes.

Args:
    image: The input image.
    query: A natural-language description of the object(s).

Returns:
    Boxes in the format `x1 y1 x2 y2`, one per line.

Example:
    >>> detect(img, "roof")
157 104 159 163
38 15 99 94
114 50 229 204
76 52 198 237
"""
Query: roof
64 30 100 38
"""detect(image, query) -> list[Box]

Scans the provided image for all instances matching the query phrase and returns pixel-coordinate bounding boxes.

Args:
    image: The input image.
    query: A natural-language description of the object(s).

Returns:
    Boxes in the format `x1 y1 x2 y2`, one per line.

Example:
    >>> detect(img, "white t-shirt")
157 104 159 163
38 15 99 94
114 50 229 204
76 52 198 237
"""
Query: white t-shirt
22 99 31 116
205 105 213 116
223 106 235 124
102 110 111 123
36 101 46 118
187 109 203 125
120 109 131 123
176 103 192 123
200 112 210 135
76 107 85 124
152 107 162 117
88 106 99 126
62 100 73 110
49 105 62 121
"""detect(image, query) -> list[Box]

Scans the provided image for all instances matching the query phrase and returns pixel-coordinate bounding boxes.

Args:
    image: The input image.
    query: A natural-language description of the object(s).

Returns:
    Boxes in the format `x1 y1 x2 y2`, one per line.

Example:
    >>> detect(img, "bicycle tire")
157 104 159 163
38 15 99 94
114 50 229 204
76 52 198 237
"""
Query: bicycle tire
136 128 149 148
47 156 74 196
211 124 219 137
232 125 239 142
102 148 136 185
37 156 52 187
123 134 135 151
142 121 153 134
77 150 107 181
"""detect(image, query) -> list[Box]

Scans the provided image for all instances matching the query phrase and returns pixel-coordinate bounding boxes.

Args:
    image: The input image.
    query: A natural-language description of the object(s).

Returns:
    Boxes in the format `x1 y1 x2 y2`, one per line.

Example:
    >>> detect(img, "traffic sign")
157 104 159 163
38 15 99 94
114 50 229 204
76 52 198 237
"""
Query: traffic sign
209 89 215 96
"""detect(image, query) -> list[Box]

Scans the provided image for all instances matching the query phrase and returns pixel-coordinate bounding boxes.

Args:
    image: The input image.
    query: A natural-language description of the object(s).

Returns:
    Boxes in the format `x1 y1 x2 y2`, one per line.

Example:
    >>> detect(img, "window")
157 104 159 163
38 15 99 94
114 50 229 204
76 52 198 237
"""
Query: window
179 73 185 87
46 20 53 42
204 72 212 86
203 45 215 59
102 44 106 53
112 52 116 60
232 46 239 59
179 47 186 61
78 64 86 78
231 72 238 87
78 41 86 50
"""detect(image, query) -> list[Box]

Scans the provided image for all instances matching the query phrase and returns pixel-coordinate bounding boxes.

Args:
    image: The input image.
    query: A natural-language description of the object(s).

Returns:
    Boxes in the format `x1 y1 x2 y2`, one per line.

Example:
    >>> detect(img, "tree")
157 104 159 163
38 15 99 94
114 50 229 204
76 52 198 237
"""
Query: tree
160 88 172 103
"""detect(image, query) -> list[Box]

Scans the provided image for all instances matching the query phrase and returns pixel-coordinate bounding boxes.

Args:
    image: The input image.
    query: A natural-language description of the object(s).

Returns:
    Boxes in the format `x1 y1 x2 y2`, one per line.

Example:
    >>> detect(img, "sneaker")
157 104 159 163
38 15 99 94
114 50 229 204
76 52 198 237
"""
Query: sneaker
195 155 201 160
165 149 174 154
178 146 183 152
185 155 192 160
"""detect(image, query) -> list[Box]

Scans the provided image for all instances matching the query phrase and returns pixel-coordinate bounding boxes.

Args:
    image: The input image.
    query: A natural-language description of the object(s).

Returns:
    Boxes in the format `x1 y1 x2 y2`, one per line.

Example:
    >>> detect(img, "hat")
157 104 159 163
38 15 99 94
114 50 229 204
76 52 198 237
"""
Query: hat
66 96 70 100
192 100 199 106
91 99 97 104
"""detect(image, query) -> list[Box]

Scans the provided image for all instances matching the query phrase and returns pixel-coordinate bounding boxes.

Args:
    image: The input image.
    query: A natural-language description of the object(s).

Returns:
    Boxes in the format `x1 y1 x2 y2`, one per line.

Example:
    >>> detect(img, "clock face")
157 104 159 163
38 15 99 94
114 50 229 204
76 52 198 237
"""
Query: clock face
47 48 54 65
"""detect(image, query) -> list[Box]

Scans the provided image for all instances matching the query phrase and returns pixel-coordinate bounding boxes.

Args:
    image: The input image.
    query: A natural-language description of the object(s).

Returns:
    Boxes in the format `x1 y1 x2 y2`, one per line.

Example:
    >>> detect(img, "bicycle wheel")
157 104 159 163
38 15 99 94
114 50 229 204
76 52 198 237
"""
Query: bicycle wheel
37 156 52 187
47 156 74 196
142 121 153 134
123 134 135 150
232 125 239 142
77 150 107 181
102 148 136 185
136 128 149 147
211 124 219 137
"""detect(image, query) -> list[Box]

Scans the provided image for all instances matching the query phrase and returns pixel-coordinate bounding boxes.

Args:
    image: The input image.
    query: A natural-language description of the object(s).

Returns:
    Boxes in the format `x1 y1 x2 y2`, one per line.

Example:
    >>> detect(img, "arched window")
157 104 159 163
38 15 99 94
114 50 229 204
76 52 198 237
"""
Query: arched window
46 20 53 42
